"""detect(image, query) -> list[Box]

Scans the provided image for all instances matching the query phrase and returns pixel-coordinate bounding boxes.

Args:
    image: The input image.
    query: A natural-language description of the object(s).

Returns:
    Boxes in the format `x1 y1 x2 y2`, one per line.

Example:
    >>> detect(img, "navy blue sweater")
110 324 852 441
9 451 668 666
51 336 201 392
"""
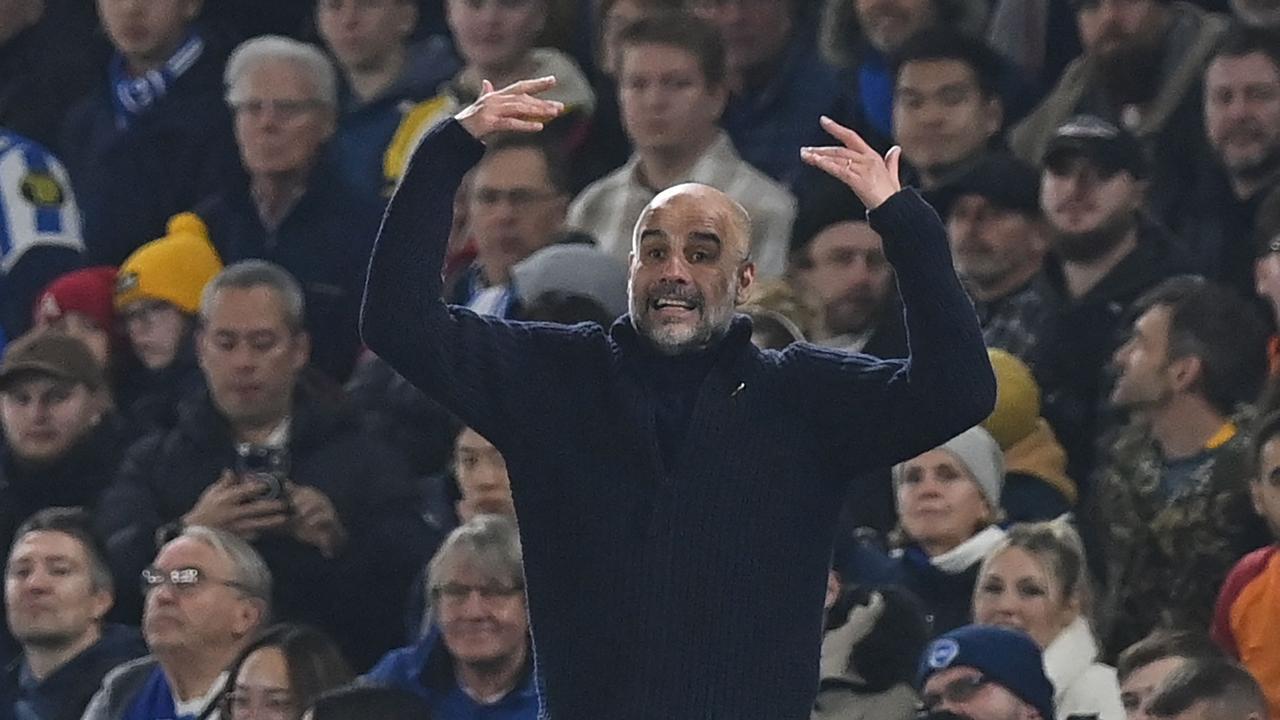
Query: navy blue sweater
361 119 995 720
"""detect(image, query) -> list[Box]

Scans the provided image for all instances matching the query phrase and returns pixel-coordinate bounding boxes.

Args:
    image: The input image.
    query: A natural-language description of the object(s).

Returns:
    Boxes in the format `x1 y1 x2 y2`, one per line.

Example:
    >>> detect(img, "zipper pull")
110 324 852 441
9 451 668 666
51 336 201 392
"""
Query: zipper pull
730 382 745 398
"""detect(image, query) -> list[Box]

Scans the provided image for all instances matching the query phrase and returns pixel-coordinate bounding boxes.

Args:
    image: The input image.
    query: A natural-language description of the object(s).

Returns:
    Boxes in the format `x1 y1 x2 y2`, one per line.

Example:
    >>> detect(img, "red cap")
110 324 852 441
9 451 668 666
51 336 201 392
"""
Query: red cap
33 266 119 332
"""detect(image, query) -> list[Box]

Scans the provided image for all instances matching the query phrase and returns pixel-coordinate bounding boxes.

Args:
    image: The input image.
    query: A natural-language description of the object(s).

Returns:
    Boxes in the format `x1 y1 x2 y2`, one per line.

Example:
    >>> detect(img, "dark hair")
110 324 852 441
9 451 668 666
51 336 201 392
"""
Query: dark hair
305 685 432 720
1116 629 1223 684
616 12 727 87
1145 658 1268 718
789 176 868 258
480 133 572 197
222 623 355 717
519 291 615 326
1253 411 1280 475
892 29 1006 99
1208 23 1280 75
1128 275 1269 415
11 506 113 593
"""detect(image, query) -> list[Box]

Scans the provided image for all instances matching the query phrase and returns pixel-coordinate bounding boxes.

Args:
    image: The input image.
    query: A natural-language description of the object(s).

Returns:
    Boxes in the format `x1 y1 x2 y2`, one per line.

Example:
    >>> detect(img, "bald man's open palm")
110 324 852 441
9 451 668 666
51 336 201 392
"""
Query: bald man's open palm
801 116 903 210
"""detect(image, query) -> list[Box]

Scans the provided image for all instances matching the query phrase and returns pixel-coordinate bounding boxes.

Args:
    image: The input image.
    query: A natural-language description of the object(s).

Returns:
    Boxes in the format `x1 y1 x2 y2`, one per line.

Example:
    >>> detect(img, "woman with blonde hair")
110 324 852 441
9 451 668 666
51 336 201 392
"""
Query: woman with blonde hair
973 519 1125 720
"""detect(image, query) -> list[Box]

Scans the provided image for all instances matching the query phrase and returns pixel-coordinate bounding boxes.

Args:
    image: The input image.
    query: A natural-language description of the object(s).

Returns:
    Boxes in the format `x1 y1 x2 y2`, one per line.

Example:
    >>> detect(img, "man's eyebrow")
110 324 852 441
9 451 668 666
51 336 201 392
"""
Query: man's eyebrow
689 232 722 246
639 228 668 243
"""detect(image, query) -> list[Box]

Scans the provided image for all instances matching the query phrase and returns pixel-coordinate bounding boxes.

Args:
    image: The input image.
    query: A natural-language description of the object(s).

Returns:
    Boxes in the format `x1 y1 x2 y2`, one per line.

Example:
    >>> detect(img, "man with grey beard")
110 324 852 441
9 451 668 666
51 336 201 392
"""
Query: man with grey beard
1027 115 1190 489
1167 26 1280 297
361 77 995 719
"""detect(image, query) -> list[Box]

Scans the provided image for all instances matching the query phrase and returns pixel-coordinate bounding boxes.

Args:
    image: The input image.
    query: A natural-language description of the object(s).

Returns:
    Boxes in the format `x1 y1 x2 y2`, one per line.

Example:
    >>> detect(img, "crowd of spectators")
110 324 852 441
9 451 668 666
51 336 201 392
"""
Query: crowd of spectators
0 0 1279 718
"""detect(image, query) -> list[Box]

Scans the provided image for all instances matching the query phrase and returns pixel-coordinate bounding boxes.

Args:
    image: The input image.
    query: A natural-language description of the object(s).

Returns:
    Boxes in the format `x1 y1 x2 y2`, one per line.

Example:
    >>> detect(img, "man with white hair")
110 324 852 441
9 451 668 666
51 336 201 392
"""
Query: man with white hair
61 0 238 266
191 35 384 381
81 526 270 720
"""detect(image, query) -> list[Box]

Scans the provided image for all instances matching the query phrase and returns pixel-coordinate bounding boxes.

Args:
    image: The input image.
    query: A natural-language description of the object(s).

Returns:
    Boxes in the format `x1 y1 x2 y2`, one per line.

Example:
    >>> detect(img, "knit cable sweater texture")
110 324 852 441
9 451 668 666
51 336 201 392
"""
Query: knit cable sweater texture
361 119 995 720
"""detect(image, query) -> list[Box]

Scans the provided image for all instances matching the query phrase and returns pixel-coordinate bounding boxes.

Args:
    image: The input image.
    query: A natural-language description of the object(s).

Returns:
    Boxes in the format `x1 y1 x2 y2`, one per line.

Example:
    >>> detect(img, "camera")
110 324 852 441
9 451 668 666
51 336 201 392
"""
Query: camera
234 444 289 501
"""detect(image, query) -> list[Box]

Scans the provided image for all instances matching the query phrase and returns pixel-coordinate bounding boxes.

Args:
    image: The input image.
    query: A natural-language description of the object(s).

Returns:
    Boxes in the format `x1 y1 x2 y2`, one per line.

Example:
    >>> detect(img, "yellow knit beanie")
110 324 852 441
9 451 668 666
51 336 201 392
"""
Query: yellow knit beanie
982 349 1042 450
115 213 223 315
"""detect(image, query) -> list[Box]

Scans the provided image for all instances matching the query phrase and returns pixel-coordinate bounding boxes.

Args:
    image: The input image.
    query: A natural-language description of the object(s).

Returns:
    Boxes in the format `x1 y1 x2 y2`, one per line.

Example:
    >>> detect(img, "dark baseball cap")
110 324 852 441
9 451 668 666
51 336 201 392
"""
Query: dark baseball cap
1043 115 1148 179
0 330 105 392
933 153 1042 218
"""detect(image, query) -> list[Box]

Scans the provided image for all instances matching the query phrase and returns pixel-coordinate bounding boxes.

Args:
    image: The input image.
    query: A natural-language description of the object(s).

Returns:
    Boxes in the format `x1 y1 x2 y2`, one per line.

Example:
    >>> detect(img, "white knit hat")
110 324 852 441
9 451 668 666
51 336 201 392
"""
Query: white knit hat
892 426 1005 508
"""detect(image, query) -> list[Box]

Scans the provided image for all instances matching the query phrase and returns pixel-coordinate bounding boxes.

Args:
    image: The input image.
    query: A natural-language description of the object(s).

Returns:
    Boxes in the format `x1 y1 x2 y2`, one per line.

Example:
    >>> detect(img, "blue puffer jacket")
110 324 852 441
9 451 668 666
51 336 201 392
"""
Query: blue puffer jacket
365 627 539 719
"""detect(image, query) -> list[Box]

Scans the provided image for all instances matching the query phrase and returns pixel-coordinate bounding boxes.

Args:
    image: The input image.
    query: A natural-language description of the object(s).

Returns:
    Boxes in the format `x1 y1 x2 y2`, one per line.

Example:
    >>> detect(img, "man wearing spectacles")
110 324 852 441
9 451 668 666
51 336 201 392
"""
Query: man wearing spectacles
366 515 536 718
447 133 573 318
916 625 1057 720
191 35 385 382
82 526 270 720
96 260 429 671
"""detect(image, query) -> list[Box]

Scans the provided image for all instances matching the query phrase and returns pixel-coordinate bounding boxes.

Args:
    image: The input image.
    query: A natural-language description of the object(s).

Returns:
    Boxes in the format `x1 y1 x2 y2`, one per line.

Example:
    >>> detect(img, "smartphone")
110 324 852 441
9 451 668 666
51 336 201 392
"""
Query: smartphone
234 443 289 501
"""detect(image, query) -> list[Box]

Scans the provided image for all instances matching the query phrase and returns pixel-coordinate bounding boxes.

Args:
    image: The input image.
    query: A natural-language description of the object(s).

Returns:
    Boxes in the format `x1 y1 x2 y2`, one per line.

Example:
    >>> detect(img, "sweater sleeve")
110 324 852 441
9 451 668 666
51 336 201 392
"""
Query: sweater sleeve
802 188 996 472
359 119 603 448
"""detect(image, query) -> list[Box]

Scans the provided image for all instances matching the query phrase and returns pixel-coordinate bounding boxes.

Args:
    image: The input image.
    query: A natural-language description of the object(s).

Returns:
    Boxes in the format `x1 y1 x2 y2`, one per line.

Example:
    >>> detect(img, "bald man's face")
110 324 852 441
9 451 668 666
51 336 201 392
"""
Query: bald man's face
628 185 755 354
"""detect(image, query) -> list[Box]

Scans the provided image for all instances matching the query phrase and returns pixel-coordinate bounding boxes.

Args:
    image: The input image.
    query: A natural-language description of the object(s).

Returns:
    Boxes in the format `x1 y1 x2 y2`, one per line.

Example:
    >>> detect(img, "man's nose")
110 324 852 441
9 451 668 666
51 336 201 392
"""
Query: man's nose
658 254 693 283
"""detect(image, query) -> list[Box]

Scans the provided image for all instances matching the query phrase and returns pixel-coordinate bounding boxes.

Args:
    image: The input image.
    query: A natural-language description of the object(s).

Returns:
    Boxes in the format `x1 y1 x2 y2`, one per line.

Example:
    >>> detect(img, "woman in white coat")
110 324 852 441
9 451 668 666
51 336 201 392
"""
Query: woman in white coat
972 519 1125 720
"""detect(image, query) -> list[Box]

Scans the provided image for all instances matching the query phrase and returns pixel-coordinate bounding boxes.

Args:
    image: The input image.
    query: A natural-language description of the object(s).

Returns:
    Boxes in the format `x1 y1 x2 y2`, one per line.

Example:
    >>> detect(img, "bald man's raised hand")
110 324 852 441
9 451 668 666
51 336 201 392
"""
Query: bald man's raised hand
456 76 565 142
801 116 902 211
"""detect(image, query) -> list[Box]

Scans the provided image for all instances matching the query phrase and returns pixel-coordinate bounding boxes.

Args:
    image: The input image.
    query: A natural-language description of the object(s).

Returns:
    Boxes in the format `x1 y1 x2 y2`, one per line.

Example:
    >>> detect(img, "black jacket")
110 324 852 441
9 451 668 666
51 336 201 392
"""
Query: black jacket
0 416 129 545
1030 218 1194 488
196 160 385 382
59 27 238 265
0 624 145 720
97 377 431 669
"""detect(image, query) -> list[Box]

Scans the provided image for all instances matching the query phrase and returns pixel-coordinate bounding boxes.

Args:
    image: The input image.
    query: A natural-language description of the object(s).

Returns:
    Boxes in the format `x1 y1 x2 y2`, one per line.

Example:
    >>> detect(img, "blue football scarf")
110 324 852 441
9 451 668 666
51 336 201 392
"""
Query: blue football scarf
109 31 205 129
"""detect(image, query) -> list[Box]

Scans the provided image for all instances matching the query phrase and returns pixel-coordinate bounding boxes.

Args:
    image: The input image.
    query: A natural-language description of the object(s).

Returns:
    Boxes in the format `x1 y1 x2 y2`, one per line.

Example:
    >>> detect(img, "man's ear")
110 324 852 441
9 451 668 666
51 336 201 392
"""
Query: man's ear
1169 355 1203 394
290 331 311 373
734 263 756 305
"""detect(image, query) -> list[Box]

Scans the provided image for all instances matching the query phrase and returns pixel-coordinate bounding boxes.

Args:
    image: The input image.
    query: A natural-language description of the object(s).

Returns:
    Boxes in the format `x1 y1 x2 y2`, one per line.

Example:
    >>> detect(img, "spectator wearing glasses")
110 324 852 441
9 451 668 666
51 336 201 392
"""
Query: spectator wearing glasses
81 526 270 720
916 624 1057 720
113 213 223 434
0 508 145 720
365 515 536 719
220 623 354 720
96 261 429 670
446 133 574 319
194 35 385 382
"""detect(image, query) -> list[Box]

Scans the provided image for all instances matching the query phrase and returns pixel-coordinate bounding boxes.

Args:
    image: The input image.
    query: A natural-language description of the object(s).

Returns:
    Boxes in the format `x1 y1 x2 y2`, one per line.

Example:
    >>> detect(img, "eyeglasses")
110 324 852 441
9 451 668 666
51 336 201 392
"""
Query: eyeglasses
141 566 251 596
472 187 560 209
230 98 324 122
431 582 523 606
921 674 993 713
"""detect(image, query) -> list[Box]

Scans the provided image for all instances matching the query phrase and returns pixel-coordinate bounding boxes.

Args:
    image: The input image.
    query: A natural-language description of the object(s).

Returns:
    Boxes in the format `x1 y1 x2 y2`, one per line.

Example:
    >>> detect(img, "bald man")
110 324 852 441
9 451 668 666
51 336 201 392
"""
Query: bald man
361 77 995 720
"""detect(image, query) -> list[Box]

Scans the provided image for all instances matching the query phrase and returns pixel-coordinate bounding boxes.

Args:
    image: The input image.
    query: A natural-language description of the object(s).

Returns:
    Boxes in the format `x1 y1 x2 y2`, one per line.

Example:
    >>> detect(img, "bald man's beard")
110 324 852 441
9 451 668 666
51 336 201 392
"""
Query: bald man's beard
630 278 740 356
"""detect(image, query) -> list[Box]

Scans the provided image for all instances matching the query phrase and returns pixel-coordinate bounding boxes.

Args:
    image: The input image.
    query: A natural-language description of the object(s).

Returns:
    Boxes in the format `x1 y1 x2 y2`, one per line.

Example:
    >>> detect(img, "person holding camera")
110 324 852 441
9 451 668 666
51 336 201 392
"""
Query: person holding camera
95 261 431 671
